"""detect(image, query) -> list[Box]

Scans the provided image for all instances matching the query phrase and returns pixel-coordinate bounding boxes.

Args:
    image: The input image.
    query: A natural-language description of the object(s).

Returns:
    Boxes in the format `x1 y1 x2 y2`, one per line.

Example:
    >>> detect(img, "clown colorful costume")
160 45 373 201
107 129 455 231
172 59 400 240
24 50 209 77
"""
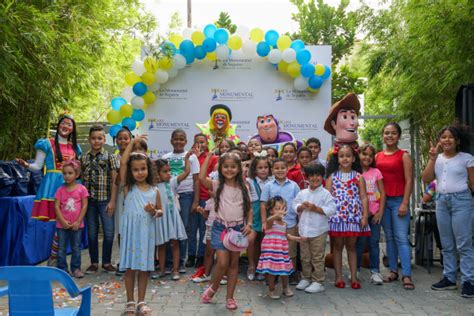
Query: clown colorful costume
32 138 82 221
196 104 240 150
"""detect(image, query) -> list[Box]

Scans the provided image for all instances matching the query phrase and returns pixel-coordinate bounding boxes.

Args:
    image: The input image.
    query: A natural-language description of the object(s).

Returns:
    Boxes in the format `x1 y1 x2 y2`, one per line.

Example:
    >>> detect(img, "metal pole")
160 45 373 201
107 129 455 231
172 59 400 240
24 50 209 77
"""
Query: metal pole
187 0 192 27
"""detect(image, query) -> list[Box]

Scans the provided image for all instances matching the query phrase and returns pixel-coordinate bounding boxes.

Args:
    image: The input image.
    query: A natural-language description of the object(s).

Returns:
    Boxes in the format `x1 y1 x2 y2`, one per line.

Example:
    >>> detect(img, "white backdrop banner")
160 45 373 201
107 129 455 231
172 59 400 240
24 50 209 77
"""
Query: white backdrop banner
139 45 332 158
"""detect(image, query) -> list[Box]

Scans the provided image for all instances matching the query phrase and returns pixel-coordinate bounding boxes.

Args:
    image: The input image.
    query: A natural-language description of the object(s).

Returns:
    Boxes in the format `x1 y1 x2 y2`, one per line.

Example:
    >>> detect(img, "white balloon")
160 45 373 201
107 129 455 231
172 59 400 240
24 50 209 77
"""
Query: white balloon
131 96 145 109
236 25 250 39
173 54 186 70
182 28 194 39
131 59 145 76
121 86 134 101
148 82 161 92
155 70 169 84
230 49 244 59
294 76 309 91
282 48 296 63
268 49 282 64
242 41 256 57
168 67 178 78
216 45 229 60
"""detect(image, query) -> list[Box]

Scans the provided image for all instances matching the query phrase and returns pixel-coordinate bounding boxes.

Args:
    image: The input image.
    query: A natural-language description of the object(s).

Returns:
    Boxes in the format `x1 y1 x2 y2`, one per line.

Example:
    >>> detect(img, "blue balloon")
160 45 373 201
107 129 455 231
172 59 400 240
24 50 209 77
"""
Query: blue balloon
109 124 122 137
202 38 217 53
122 117 137 131
256 41 270 57
161 41 176 55
204 24 217 38
214 28 229 44
132 82 147 96
296 49 311 65
111 97 126 111
179 40 195 55
321 65 331 80
184 53 195 64
132 109 145 122
194 45 206 60
265 30 279 46
309 75 323 89
290 39 305 52
301 64 315 77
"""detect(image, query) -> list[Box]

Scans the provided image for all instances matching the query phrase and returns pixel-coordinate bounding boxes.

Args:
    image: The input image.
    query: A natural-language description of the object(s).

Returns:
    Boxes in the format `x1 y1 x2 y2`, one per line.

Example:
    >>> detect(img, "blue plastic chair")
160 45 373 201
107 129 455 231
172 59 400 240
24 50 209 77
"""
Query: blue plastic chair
0 266 91 315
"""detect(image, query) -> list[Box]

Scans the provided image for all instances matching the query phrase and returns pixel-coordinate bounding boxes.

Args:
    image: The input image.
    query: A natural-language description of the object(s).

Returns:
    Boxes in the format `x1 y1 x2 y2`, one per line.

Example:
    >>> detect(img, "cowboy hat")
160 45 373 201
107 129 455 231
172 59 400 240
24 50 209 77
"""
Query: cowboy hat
323 93 361 135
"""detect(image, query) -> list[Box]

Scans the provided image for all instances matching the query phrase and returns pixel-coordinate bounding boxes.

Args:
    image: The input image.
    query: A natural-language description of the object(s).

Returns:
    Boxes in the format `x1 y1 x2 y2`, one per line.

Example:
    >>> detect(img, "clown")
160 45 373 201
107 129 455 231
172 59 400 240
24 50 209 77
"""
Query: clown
196 104 240 150
250 114 300 152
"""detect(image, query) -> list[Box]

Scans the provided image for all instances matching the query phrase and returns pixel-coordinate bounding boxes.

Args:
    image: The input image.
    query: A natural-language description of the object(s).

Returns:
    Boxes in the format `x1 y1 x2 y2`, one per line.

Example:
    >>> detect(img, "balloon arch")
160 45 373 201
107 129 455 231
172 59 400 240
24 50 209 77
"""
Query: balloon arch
106 24 331 136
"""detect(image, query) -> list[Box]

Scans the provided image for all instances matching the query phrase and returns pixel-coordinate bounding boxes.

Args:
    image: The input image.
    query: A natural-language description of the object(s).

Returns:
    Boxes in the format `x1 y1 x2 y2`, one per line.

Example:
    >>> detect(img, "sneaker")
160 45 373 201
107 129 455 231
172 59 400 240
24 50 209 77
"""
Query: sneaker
193 274 211 283
172 273 180 281
371 272 383 285
304 282 325 294
165 267 172 275
220 276 228 285
150 271 159 279
431 277 457 291
72 269 84 279
178 266 187 274
85 264 98 274
268 291 280 299
192 266 206 279
289 272 300 285
461 282 474 298
115 264 124 276
195 256 204 268
102 264 116 273
185 256 196 268
282 287 294 297
296 279 311 290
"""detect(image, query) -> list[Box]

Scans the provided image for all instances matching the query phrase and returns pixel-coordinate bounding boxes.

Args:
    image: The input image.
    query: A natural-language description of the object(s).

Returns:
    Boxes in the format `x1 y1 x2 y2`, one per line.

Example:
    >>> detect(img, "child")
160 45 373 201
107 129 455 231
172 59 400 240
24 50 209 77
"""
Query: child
325 144 370 289
263 146 278 161
257 196 304 299
237 141 250 161
295 146 313 189
293 162 336 293
162 129 200 271
81 125 119 274
248 138 263 160
119 144 162 315
217 138 235 155
306 137 326 167
54 159 89 278
422 125 474 298
246 156 273 281
260 158 300 284
154 156 191 280
282 142 304 190
356 144 386 285
199 151 253 310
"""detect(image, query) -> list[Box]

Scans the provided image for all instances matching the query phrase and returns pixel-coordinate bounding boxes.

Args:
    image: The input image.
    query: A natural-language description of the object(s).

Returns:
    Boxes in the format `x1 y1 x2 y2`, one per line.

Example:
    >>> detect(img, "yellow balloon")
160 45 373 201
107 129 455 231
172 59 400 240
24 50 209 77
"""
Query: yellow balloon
119 104 133 117
144 57 158 72
143 103 149 110
287 62 301 78
228 35 243 50
125 72 140 86
106 110 122 124
169 33 183 47
277 35 292 51
278 61 288 73
250 28 264 43
136 122 140 129
191 31 205 45
143 91 156 104
158 57 173 70
308 87 320 93
206 52 217 61
141 72 155 85
315 63 325 76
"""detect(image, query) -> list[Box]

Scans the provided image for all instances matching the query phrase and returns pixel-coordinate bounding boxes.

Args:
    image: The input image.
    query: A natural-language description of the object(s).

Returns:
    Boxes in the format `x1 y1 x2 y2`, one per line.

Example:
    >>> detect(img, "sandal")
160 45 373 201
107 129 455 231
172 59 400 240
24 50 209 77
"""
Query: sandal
335 280 346 288
351 281 361 289
137 301 152 315
201 285 217 304
226 298 238 310
402 276 415 290
247 267 256 281
125 301 136 315
383 271 399 283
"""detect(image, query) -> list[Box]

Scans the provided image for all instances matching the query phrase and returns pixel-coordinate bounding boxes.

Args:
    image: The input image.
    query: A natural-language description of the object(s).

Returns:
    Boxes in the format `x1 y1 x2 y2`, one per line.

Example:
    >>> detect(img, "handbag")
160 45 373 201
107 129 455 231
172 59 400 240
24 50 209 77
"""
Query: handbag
220 225 249 252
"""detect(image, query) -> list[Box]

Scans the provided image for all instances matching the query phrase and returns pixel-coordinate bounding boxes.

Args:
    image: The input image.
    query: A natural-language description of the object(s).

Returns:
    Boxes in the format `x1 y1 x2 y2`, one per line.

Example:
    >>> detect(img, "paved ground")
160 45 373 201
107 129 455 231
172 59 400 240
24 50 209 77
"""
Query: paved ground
1 243 473 316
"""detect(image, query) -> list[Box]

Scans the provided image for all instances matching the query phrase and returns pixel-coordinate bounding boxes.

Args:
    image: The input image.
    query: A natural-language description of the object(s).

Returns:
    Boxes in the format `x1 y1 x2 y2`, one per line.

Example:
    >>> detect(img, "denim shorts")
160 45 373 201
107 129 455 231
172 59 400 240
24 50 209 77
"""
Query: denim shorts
210 220 244 251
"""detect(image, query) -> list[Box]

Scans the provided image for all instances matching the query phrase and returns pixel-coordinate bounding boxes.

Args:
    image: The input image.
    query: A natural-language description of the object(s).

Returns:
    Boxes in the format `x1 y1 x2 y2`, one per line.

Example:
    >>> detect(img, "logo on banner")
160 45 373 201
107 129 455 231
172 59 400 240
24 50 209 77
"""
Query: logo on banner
213 58 253 70
274 88 314 101
148 118 191 131
157 88 188 100
279 119 320 133
210 88 254 101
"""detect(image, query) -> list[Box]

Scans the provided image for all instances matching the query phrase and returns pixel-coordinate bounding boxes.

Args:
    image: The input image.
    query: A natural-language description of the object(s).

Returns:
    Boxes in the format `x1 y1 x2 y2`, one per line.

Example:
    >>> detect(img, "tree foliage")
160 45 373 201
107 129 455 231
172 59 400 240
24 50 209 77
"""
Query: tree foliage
0 0 156 159
215 12 237 34
359 0 474 152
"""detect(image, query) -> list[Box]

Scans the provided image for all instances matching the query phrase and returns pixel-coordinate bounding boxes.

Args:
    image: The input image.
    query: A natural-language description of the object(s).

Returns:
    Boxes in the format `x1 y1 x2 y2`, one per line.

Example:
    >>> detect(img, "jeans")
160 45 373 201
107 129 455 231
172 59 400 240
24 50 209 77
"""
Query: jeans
86 199 114 264
381 196 412 276
356 215 381 272
188 200 207 258
436 190 474 284
178 192 193 266
57 228 82 272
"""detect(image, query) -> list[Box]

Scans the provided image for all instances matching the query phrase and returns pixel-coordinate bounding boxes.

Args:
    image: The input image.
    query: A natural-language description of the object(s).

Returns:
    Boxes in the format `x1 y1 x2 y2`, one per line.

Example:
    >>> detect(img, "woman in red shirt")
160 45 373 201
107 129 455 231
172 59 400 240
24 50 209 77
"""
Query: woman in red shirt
375 122 414 290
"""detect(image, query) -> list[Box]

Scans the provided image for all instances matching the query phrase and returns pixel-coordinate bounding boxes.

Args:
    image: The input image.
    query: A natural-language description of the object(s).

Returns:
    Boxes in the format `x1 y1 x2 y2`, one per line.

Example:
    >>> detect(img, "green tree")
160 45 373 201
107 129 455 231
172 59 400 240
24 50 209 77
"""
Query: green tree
0 0 156 159
215 11 237 34
167 11 183 38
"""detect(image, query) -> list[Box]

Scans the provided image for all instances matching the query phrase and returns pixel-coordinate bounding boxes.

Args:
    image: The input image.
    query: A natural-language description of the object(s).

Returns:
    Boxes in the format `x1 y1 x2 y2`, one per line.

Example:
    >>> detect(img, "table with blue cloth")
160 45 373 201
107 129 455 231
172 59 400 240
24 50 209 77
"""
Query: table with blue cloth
0 195 87 266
